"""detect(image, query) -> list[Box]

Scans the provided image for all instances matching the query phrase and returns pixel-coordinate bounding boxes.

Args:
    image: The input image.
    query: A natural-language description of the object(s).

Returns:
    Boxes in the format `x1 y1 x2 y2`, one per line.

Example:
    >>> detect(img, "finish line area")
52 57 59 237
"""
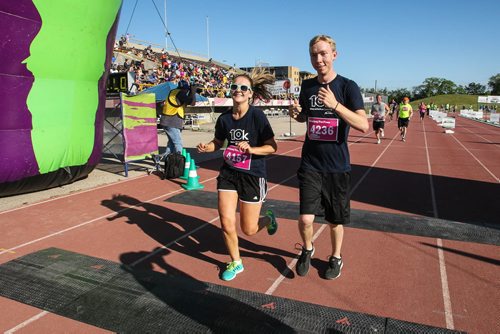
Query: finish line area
0 116 498 333
0 248 461 333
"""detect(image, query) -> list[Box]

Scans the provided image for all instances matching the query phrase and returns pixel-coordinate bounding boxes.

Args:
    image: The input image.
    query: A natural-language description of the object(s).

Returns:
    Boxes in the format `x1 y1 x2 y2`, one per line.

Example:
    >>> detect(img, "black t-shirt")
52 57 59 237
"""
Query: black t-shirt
298 75 364 173
215 106 275 177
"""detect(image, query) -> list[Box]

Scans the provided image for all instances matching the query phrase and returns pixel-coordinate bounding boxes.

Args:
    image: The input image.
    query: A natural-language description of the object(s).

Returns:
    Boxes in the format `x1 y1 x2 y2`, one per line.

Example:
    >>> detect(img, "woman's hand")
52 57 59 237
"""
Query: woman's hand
197 142 208 153
237 141 253 154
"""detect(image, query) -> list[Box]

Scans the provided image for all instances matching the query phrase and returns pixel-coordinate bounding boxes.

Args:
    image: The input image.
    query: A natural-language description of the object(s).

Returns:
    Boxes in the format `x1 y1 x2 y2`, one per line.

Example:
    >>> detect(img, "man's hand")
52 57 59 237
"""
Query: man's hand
318 85 338 109
289 98 302 119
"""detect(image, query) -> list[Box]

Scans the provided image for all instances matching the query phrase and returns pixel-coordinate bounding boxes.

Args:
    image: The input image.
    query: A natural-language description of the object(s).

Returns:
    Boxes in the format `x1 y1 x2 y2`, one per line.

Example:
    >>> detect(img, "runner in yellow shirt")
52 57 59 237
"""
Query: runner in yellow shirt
397 97 413 142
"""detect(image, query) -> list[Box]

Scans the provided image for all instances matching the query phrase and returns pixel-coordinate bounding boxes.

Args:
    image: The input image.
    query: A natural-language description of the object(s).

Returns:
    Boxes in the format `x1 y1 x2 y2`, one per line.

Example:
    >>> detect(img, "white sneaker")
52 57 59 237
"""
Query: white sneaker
377 139 381 144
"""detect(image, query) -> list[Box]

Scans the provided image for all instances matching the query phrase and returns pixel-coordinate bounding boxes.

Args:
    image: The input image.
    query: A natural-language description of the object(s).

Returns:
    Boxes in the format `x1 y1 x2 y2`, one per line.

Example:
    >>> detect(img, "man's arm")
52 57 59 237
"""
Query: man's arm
318 85 369 133
336 106 369 133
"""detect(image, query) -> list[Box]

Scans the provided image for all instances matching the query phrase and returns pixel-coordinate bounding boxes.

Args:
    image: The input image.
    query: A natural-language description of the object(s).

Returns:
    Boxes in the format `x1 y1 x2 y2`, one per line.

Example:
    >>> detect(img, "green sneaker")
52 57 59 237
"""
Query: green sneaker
265 209 278 235
221 261 244 281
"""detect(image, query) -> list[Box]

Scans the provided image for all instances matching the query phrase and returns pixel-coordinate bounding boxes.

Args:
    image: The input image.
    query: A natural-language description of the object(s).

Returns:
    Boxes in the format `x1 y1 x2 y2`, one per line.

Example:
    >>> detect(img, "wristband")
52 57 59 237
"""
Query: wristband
335 102 339 111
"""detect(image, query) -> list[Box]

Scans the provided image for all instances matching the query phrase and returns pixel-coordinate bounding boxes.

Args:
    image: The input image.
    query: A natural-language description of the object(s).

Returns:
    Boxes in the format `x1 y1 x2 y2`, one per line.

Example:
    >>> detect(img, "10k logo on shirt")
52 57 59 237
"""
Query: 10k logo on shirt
229 129 249 141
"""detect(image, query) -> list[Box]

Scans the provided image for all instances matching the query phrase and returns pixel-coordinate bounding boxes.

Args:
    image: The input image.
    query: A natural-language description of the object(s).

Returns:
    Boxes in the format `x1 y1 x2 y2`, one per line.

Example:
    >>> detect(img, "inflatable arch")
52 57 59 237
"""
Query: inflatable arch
0 0 122 196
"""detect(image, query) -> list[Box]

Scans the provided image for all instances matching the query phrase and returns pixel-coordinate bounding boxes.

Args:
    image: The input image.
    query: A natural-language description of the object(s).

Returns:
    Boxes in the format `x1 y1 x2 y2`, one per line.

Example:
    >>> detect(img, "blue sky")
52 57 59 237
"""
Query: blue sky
117 0 500 91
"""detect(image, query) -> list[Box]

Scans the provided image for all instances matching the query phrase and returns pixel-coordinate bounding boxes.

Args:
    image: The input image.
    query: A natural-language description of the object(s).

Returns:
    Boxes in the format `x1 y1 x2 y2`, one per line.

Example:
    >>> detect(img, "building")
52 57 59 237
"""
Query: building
240 65 315 98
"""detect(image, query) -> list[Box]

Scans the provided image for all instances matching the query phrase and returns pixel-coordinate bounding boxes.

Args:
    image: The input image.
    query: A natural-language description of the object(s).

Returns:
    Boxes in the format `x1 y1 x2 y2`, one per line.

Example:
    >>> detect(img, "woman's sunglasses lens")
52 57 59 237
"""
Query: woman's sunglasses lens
230 84 250 92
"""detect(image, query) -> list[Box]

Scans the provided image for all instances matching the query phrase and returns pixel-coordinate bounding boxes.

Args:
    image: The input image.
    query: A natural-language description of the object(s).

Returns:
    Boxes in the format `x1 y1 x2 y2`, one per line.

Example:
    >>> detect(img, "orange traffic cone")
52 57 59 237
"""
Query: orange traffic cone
181 158 204 190
180 153 191 180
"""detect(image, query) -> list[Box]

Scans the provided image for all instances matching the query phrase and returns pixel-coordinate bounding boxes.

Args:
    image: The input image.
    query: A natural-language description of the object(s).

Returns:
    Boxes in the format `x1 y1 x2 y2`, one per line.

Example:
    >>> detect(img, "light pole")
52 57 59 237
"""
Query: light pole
164 0 168 51
206 16 210 59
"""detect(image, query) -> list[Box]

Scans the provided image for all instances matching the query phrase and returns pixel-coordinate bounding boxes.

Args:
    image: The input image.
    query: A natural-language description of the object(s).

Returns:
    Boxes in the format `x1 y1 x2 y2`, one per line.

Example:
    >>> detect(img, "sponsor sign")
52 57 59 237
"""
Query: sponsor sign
478 96 500 103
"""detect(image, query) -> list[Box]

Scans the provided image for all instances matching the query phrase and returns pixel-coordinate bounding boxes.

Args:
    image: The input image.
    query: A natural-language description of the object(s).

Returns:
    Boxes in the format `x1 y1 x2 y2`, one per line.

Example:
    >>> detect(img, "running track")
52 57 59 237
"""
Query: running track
0 115 498 333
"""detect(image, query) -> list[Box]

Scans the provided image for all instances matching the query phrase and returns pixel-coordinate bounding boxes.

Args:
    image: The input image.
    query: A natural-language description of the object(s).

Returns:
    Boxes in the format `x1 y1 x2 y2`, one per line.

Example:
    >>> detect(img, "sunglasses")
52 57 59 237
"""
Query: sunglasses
230 83 252 92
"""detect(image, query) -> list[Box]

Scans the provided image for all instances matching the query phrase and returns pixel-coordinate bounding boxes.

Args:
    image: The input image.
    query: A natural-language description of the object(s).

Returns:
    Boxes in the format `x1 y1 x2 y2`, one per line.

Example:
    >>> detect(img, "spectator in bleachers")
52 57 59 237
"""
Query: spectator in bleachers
113 38 236 95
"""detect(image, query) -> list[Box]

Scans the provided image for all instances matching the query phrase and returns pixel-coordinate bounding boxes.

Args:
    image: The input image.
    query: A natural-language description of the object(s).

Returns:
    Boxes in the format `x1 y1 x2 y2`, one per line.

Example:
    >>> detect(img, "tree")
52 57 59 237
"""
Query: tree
414 77 442 97
389 88 411 103
488 74 500 95
465 82 486 95
455 85 466 95
438 79 456 95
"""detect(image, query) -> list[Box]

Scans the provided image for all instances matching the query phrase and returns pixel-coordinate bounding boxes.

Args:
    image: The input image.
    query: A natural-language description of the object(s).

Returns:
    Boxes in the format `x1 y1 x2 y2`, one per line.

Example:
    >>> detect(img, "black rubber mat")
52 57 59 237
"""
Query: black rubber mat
165 191 500 246
0 248 464 333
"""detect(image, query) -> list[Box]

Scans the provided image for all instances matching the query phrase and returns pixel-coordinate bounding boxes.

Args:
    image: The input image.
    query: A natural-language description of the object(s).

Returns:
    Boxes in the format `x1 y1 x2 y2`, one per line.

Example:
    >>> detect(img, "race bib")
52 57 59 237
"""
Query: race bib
307 117 339 141
223 145 252 170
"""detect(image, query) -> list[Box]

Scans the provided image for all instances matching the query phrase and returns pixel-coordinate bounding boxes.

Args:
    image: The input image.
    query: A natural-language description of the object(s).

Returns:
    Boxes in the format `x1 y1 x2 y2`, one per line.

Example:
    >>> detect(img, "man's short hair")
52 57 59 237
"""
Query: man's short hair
309 35 336 52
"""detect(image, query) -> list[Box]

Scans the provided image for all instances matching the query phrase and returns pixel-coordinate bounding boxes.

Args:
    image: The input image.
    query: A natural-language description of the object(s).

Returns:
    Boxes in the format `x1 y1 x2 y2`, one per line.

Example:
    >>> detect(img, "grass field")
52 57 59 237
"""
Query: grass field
410 94 481 110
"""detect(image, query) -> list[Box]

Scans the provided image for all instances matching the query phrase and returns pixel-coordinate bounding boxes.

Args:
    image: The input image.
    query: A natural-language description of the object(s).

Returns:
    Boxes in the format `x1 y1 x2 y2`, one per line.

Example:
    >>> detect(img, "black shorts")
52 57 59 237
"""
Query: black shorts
217 167 267 203
297 169 351 225
373 121 385 131
398 118 409 128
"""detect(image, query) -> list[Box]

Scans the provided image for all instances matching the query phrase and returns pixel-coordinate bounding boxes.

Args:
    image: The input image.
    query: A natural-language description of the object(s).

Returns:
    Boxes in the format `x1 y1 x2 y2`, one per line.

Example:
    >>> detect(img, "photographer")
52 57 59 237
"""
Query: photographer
160 80 196 155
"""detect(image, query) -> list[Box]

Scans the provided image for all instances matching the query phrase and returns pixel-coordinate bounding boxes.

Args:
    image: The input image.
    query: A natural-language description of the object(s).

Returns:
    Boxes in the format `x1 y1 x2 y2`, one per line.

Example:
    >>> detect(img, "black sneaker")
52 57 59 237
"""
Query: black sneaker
296 245 314 276
325 256 343 280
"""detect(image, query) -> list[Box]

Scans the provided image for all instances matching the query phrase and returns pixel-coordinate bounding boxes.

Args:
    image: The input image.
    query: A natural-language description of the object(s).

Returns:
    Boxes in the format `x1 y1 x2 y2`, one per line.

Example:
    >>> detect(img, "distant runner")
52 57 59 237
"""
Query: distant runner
398 97 413 142
371 94 390 144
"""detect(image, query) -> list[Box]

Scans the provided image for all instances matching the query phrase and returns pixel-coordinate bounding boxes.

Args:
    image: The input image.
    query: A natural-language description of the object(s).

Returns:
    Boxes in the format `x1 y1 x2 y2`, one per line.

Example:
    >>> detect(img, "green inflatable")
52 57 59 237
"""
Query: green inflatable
0 0 122 196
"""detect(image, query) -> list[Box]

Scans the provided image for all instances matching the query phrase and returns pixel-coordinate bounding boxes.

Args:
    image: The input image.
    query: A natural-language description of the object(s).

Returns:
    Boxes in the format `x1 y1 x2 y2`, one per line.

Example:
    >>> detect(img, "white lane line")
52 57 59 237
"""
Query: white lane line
350 131 399 195
0 174 149 215
4 311 49 334
0 178 212 256
459 116 500 136
265 224 327 295
0 142 308 217
0 135 371 331
451 134 500 183
422 122 439 218
460 126 500 149
1 156 301 330
422 121 454 330
3 167 305 332
0 143 310 255
436 238 454 329
264 129 384 295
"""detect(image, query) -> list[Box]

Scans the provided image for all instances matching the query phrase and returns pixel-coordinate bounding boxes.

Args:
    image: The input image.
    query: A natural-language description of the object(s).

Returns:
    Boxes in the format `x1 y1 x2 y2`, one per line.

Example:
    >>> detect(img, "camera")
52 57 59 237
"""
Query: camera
192 84 203 94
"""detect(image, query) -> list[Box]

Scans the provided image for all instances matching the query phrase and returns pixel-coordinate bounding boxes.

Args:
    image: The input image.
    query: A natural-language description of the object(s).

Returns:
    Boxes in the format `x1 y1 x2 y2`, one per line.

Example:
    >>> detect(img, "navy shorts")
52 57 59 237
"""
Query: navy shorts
217 166 267 203
297 169 351 225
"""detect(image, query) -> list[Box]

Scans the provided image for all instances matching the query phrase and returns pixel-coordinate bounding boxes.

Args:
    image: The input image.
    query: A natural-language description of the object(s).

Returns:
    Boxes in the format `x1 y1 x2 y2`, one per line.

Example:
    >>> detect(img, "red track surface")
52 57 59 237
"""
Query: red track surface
1 116 498 333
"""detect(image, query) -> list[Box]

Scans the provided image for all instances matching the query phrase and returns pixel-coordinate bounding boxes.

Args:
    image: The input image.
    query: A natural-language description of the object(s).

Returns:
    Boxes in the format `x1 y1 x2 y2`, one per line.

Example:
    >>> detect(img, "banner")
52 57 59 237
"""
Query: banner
267 79 300 97
121 93 158 162
478 96 500 103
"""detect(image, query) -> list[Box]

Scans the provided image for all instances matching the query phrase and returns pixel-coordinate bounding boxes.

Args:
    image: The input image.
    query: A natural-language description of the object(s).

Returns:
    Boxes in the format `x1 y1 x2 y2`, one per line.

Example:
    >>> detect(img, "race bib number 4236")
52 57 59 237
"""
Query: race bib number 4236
307 117 339 141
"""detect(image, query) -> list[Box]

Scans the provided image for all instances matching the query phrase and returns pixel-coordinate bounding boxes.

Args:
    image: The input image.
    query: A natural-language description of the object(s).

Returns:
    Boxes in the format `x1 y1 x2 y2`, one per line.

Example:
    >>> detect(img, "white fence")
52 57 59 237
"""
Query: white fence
429 109 455 133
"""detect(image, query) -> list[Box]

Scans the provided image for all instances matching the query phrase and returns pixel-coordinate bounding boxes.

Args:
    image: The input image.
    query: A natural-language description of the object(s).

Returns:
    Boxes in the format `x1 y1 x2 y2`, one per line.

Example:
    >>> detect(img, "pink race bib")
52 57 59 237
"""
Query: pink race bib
223 145 252 170
307 117 339 141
